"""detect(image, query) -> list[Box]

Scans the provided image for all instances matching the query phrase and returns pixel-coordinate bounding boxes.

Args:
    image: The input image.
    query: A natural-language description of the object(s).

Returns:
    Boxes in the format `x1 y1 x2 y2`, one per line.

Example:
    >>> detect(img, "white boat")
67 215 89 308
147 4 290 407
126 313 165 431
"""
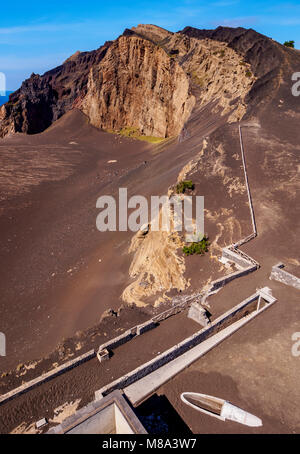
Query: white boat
180 392 262 427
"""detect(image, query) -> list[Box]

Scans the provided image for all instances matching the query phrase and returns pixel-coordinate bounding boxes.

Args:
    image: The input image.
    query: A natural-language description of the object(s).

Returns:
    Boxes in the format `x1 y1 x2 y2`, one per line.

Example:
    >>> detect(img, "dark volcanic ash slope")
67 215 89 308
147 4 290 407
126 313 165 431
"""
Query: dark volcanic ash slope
0 24 299 393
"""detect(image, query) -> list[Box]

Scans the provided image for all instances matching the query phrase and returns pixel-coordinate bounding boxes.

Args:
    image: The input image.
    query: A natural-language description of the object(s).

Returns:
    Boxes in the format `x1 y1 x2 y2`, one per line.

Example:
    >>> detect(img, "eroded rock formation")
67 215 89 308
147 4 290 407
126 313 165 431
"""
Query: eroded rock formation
80 35 195 137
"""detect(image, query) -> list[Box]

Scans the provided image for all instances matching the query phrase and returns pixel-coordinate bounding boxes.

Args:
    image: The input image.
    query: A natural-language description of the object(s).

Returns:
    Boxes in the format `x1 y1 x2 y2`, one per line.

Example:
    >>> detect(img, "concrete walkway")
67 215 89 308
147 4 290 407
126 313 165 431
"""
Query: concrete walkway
238 123 257 236
124 299 275 407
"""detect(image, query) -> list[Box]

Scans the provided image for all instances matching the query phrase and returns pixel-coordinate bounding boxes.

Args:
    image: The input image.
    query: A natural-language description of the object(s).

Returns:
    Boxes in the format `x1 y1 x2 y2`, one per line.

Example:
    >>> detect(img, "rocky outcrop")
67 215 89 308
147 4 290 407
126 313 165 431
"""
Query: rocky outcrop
0 44 111 137
156 32 255 122
179 26 287 113
179 26 283 78
81 35 195 137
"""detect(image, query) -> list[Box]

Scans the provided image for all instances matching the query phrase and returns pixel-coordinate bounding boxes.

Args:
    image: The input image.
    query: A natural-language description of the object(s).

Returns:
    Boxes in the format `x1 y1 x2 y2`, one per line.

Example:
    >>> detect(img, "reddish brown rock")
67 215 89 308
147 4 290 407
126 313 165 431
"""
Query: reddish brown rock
81 35 194 137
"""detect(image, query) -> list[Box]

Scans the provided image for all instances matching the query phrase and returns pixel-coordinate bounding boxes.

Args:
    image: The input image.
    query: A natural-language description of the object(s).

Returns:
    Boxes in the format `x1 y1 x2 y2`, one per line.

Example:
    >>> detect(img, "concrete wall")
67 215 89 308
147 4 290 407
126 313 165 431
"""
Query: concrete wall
152 299 194 323
66 403 134 434
97 298 197 355
0 297 197 406
270 263 300 290
95 292 264 399
0 349 95 406
210 264 257 292
136 320 156 335
115 404 135 434
233 232 256 248
98 329 135 352
222 247 254 269
67 403 115 434
95 241 259 360
124 296 276 406
47 390 147 434
204 244 259 293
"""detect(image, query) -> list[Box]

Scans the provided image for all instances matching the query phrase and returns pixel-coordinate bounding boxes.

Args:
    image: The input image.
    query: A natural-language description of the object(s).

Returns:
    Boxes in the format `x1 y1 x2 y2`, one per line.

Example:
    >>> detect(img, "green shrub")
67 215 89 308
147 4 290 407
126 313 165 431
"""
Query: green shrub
284 40 295 48
176 180 194 194
245 70 252 77
182 236 209 256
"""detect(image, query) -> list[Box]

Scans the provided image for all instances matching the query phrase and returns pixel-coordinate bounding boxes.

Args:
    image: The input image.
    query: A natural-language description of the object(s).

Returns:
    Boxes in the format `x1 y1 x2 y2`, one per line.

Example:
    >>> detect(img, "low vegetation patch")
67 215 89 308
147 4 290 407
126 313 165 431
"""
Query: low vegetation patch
182 236 209 256
245 70 252 77
176 180 194 194
191 71 204 87
118 127 166 144
284 40 295 48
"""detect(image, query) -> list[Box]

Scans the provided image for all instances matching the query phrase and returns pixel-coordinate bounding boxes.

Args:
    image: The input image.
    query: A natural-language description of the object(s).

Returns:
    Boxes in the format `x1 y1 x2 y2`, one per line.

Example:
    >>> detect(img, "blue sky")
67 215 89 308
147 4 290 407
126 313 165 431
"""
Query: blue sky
1 0 299 90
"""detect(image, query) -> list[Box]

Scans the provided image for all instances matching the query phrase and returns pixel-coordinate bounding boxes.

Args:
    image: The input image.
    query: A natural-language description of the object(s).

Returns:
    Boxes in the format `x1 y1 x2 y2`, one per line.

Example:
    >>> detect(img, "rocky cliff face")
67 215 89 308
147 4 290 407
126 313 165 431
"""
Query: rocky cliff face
80 35 195 137
132 26 255 123
0 44 111 137
0 24 292 139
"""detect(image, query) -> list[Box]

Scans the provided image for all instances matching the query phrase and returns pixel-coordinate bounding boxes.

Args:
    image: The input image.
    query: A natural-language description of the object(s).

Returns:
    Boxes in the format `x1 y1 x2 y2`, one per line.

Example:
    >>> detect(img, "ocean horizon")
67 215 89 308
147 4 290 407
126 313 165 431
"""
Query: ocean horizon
0 91 14 106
